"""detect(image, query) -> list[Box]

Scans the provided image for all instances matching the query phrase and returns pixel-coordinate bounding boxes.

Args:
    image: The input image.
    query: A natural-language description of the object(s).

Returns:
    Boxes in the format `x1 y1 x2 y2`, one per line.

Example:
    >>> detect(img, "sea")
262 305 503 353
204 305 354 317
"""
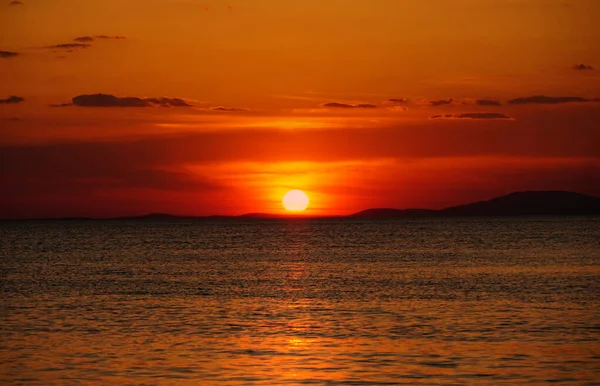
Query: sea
1 217 599 385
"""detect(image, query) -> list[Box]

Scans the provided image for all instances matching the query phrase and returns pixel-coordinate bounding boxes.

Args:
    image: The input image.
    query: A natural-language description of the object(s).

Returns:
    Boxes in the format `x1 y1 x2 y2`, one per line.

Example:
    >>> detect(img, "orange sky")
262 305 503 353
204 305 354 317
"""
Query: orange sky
1 0 599 218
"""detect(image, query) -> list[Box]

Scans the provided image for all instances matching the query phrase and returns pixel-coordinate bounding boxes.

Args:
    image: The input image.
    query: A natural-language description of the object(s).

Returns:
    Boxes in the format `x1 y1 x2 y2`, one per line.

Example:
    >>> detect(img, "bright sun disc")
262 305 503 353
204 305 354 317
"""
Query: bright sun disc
282 190 309 211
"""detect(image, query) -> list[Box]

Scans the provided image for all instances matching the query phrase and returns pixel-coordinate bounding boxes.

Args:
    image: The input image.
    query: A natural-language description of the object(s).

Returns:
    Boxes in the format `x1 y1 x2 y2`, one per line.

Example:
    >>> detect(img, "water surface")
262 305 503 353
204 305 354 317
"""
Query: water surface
1 217 599 384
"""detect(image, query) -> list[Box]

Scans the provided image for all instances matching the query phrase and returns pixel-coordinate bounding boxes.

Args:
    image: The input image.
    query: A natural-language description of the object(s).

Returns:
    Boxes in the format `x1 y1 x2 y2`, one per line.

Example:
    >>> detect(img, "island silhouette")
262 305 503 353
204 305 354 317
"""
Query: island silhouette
350 191 600 218
12 190 599 221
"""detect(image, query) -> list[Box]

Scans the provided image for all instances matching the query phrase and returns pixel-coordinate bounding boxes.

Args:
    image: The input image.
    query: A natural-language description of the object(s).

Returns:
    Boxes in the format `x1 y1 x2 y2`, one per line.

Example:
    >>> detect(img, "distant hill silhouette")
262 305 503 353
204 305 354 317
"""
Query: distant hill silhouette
439 191 600 216
351 191 600 218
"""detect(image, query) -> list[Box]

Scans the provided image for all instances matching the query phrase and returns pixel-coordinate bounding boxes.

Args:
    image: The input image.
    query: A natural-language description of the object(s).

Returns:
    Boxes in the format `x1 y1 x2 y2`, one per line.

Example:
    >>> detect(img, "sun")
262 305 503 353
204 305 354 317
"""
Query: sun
282 190 310 212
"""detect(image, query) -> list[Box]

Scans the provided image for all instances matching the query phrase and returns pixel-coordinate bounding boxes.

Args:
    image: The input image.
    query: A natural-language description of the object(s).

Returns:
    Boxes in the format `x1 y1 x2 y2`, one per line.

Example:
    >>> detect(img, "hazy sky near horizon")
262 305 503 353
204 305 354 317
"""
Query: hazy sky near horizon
1 0 599 217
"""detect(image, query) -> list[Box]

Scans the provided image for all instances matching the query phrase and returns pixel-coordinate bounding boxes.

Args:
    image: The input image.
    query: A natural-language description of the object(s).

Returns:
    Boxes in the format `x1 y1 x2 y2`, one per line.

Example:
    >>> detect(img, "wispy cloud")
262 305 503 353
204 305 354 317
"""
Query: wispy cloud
46 43 91 50
210 106 249 112
475 99 502 106
387 98 409 104
96 35 126 40
430 113 513 120
322 102 378 109
429 98 454 107
508 95 596 105
573 64 594 71
385 106 408 112
8 0 24 5
0 50 19 58
74 35 126 42
144 97 192 107
74 36 94 43
44 36 125 55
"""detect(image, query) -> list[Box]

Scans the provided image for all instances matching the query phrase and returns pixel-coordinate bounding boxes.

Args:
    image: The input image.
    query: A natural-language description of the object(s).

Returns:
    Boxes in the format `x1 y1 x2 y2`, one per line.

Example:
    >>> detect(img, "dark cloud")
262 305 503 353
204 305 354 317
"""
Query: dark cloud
74 36 94 42
70 94 192 107
430 114 454 119
458 113 512 120
388 98 409 104
322 102 378 109
0 50 19 58
95 35 126 40
8 0 23 5
46 37 124 56
74 35 126 42
0 95 24 104
430 99 454 106
573 64 594 71
47 43 91 50
49 103 73 108
73 94 149 107
145 97 192 107
475 99 502 106
210 106 249 112
431 113 513 120
508 95 594 105
386 106 408 111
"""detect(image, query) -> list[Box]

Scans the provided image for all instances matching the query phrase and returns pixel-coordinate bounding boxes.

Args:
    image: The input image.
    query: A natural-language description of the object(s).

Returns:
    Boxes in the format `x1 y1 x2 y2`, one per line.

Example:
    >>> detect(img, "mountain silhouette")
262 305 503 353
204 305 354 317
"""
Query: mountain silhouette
439 191 600 216
351 191 600 218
